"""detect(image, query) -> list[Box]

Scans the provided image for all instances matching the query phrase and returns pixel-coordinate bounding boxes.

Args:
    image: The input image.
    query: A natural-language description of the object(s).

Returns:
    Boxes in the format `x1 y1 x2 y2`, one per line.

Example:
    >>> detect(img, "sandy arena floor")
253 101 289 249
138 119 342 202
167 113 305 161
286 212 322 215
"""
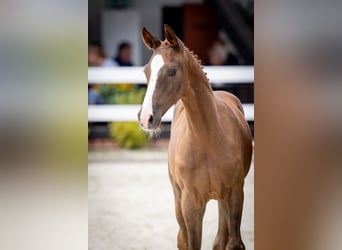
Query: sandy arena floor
89 149 254 250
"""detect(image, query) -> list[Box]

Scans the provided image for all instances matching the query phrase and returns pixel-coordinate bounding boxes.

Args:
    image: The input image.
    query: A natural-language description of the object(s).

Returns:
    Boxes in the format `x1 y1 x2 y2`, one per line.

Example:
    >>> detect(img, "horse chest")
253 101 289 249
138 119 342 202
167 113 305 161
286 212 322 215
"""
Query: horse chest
169 138 233 183
169 114 243 191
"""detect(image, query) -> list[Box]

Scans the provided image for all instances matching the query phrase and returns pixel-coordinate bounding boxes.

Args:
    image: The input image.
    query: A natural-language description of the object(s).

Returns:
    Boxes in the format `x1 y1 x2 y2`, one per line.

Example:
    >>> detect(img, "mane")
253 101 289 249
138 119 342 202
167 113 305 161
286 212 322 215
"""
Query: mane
188 49 203 68
185 47 211 87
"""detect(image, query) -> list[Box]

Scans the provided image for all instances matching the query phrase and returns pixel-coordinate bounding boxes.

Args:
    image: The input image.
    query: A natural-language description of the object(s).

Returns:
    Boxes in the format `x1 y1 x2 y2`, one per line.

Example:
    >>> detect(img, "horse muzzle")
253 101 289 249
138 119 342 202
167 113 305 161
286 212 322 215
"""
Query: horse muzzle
137 109 161 130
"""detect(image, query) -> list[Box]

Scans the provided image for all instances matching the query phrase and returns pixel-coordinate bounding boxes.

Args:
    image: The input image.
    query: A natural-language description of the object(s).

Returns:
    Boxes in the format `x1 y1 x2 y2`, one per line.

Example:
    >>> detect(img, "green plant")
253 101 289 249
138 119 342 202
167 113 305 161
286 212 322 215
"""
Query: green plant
109 122 149 149
105 85 149 149
99 85 146 105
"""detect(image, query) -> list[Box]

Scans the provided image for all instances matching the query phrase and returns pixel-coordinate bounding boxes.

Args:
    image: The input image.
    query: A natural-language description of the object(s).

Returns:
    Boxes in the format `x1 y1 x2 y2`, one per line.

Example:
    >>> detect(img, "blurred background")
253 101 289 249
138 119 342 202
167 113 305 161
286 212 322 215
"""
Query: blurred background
0 0 340 249
88 0 254 249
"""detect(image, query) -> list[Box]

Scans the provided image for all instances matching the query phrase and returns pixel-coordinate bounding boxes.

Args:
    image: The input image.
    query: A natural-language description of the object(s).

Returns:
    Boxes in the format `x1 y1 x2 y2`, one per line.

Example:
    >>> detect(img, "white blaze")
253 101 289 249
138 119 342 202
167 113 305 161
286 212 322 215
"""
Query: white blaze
140 54 164 128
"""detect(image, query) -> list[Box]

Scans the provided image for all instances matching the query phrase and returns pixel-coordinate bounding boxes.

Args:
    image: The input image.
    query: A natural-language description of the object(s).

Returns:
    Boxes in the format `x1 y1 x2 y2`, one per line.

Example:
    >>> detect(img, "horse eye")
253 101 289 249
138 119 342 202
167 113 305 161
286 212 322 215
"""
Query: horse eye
168 69 176 77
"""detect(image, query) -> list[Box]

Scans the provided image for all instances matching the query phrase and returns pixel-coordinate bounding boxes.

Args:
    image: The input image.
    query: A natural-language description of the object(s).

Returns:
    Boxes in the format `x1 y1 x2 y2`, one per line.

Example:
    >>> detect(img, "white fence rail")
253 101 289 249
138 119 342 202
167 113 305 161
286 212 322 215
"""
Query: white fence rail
88 104 254 122
88 66 254 122
88 66 254 84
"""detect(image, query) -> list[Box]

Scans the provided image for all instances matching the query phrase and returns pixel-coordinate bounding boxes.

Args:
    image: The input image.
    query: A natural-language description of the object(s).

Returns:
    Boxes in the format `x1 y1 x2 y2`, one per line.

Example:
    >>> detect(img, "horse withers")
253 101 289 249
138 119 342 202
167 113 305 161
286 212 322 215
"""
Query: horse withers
138 24 253 250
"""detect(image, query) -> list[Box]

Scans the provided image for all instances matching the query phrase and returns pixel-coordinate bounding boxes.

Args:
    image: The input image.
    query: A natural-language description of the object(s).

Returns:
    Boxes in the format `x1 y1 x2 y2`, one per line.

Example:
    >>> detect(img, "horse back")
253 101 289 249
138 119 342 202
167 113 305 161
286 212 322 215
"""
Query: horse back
214 91 244 115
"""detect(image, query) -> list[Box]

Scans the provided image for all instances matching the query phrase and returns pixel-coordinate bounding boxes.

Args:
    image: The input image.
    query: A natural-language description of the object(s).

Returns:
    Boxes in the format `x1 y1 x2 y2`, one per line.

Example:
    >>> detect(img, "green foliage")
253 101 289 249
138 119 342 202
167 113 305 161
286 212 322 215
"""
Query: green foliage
99 85 146 104
109 122 149 149
105 85 149 149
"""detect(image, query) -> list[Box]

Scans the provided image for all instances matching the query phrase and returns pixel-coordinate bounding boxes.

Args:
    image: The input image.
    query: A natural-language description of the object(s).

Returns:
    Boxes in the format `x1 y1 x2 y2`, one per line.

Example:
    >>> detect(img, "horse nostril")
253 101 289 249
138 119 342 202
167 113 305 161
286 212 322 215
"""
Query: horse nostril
148 115 154 126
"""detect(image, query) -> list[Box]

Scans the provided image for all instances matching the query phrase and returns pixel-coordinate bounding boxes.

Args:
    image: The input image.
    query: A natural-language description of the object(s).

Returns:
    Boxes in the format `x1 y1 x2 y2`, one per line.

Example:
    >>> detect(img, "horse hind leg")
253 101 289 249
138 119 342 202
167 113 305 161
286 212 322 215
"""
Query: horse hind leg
212 201 229 250
181 192 206 250
227 186 245 250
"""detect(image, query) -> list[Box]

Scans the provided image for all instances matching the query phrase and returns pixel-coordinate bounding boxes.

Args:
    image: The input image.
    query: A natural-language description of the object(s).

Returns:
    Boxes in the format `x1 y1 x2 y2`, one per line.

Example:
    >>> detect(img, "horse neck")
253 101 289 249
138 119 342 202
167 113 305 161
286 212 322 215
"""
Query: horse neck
181 49 221 138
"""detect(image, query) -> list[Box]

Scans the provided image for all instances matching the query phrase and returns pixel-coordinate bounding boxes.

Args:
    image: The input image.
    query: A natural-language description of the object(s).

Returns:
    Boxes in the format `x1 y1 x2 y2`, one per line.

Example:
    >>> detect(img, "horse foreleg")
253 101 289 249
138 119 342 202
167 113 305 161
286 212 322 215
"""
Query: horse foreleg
181 192 206 250
171 182 188 250
213 201 229 250
227 186 245 250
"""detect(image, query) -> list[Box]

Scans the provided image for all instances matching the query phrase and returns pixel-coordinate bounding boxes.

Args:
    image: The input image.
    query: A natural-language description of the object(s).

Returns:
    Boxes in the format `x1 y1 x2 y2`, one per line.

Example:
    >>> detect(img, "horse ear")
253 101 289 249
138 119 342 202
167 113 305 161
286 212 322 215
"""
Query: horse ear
164 24 179 48
141 27 161 50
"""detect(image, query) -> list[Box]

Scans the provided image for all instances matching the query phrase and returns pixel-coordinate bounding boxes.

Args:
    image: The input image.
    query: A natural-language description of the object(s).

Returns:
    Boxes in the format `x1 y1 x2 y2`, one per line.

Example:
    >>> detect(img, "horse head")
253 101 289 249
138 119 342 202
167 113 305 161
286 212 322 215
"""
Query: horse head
138 24 186 132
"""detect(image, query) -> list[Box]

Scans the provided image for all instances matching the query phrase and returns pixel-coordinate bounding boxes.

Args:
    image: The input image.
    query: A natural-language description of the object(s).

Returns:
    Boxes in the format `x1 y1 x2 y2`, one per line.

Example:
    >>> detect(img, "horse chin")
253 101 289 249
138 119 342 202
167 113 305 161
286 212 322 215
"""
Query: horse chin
140 125 161 139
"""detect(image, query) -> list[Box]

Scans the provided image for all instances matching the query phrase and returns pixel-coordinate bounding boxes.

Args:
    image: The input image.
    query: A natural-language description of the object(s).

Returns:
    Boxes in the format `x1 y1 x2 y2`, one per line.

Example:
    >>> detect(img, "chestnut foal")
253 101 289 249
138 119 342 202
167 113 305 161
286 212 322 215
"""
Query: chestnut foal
138 25 252 250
